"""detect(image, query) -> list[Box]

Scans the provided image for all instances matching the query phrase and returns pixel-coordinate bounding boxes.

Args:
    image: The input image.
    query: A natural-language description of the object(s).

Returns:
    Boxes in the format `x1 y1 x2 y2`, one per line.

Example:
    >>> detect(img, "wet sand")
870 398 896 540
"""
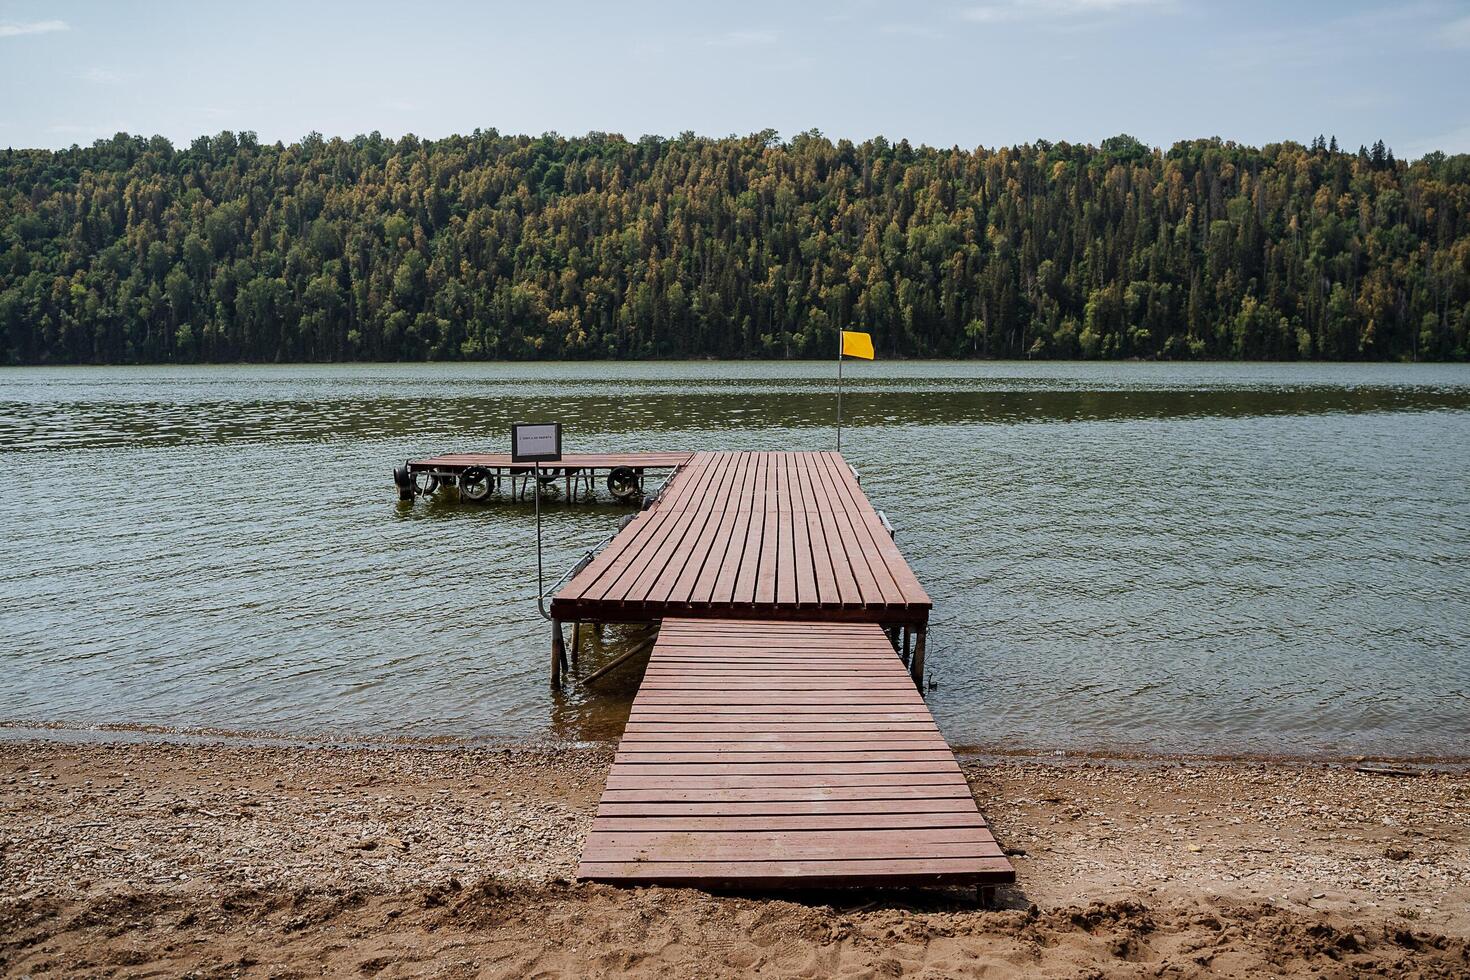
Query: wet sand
2 736 1467 977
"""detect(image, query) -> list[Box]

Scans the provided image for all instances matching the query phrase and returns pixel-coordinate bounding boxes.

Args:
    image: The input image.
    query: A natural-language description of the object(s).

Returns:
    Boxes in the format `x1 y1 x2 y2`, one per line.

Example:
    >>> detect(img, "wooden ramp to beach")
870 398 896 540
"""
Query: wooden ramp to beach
577 618 1014 890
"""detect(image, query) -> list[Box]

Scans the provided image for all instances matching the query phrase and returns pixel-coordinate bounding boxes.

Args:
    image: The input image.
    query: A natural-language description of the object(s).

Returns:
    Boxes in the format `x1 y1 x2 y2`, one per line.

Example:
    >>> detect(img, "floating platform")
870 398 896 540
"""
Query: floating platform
551 450 931 629
577 618 1014 891
396 451 692 504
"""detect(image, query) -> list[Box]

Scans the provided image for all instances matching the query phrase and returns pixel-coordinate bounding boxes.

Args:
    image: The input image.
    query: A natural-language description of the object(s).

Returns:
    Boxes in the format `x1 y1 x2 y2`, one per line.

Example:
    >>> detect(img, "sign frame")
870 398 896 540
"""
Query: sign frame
511 422 563 463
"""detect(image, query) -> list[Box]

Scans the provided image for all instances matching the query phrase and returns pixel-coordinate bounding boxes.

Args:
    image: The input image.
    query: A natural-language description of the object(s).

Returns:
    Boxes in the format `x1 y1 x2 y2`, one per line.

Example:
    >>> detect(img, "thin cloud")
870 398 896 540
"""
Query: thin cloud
962 0 1168 23
1439 14 1470 48
705 29 779 48
880 23 945 39
81 67 125 84
0 19 69 38
1215 2 1451 74
46 122 135 140
1399 122 1470 160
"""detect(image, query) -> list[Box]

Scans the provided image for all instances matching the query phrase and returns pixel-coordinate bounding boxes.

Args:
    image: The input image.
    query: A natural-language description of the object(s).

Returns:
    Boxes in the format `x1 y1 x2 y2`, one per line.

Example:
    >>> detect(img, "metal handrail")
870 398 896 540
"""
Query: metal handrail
538 461 682 605
541 529 618 603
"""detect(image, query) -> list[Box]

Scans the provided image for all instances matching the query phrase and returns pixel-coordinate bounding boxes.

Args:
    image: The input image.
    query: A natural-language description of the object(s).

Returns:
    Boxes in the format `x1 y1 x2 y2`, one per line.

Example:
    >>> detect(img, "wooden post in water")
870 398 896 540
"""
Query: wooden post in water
551 620 567 688
910 627 926 687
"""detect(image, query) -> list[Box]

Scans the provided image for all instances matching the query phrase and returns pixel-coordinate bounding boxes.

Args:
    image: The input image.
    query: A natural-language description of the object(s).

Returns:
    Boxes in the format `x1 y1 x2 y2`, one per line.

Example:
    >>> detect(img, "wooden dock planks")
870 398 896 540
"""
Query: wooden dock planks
550 452 931 625
577 619 1014 890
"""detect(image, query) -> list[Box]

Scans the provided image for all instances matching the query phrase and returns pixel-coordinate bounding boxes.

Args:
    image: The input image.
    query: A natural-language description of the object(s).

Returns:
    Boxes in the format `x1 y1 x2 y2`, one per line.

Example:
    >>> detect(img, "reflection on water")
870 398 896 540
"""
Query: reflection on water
2 361 1468 452
2 361 1468 757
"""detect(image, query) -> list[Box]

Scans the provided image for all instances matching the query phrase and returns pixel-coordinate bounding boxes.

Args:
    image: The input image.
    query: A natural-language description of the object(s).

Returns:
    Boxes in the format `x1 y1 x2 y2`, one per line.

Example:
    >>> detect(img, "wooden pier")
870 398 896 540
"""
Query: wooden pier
578 618 1014 890
394 444 1012 894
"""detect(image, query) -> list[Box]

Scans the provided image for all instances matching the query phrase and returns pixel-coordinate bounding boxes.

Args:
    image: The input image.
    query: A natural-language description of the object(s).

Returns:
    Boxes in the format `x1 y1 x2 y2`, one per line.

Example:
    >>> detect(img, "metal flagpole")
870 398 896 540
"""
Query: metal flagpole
535 460 549 621
836 331 843 452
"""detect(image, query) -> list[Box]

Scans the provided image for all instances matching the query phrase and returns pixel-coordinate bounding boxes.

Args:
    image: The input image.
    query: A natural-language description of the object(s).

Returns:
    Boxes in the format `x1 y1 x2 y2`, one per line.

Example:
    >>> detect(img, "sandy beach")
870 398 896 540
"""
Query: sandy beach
1 734 1466 978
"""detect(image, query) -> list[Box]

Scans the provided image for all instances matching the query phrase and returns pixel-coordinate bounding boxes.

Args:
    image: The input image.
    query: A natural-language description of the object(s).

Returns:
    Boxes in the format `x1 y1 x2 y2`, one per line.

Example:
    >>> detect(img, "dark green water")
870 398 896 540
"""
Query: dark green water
2 361 1468 757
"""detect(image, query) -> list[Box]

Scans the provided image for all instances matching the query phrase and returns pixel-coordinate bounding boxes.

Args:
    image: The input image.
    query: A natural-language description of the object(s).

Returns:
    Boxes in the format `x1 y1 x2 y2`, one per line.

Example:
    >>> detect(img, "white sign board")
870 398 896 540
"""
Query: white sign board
511 422 562 463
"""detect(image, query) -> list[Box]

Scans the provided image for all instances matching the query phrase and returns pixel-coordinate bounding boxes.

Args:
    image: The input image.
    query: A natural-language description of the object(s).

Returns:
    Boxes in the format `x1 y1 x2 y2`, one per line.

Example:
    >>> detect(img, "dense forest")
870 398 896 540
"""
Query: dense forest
1 128 1468 364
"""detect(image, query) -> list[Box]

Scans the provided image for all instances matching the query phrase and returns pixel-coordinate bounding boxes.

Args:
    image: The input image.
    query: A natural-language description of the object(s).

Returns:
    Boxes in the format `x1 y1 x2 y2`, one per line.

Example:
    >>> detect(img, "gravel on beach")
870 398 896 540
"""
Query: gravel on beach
2 736 1467 977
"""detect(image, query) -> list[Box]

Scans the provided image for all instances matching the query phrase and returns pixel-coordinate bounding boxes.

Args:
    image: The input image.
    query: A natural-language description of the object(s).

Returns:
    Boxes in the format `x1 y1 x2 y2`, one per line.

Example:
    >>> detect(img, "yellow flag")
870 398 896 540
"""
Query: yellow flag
840 330 875 360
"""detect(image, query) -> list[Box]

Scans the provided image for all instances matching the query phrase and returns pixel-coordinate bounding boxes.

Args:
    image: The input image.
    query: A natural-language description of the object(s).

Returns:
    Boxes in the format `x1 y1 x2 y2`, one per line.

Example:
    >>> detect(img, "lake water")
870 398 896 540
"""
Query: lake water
2 361 1468 758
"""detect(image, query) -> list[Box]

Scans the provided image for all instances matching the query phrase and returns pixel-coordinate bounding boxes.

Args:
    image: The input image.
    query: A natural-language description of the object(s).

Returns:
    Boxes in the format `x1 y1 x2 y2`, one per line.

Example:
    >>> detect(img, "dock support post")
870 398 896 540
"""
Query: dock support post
978 885 997 909
570 622 581 666
901 626 911 667
910 627 926 688
551 620 567 688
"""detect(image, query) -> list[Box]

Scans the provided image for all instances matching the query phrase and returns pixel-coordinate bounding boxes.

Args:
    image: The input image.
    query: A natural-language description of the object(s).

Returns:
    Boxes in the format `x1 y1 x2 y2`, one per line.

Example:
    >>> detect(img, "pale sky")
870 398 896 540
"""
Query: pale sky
3 0 1469 156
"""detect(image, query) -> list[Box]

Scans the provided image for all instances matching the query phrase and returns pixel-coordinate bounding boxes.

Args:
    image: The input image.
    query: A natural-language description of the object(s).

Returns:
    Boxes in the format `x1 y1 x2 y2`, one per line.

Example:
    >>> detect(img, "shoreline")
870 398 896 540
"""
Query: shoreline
6 357 1468 368
5 718 1469 769
2 735 1466 976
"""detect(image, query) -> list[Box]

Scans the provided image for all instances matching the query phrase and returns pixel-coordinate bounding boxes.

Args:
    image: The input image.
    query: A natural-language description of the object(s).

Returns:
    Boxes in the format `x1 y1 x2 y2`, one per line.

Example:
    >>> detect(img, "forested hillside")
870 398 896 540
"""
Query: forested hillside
1 129 1468 364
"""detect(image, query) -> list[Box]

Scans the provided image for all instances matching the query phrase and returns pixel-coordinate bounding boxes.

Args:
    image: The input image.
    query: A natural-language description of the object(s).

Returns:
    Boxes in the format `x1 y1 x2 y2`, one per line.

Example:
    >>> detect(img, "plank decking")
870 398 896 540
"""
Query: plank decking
550 451 931 625
577 618 1014 889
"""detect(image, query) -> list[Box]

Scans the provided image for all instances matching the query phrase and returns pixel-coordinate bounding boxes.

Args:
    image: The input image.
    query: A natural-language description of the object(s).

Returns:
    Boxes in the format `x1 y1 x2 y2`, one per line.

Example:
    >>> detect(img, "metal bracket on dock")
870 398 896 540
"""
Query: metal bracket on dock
877 510 895 539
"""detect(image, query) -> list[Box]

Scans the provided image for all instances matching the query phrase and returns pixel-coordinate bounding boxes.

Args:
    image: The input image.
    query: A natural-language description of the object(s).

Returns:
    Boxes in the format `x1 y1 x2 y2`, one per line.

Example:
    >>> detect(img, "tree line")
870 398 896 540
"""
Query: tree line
1 128 1467 364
